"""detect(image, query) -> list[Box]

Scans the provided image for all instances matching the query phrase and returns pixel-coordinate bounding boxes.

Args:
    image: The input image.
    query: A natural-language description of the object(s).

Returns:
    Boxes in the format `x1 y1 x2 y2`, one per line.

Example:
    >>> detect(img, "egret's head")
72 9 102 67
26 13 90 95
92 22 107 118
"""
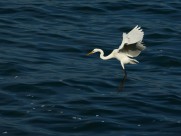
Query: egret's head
87 48 99 55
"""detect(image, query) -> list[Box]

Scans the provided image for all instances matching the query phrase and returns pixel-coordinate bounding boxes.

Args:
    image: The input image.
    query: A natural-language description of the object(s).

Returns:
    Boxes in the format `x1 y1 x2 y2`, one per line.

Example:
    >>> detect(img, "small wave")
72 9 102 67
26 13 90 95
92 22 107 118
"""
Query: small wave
71 5 105 13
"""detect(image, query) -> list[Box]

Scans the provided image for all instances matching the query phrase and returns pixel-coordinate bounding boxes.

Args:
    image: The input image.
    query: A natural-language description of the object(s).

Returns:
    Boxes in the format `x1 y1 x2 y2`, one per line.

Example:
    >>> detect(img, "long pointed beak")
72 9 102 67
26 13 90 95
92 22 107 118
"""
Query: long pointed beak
86 51 94 56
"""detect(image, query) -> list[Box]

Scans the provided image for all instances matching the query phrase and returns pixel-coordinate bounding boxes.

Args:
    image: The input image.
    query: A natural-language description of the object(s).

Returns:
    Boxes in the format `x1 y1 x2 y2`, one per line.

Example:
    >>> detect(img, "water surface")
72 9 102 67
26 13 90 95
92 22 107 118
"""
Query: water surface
0 0 181 136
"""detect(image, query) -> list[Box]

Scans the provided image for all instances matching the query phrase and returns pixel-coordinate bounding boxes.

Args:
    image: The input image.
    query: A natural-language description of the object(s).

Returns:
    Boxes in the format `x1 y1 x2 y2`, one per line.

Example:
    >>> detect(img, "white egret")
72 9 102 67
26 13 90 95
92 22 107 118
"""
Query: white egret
87 25 146 90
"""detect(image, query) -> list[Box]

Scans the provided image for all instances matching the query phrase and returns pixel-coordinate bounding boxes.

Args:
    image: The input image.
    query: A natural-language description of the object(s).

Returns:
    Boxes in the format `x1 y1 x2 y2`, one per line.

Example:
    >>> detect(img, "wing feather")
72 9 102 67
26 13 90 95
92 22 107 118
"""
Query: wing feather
118 26 145 57
119 42 146 57
119 25 144 50
127 25 144 44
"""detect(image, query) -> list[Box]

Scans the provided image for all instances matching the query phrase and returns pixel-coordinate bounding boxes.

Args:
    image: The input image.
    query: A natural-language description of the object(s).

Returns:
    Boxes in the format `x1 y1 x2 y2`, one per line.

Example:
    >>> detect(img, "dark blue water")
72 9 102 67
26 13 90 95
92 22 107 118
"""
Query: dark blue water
0 0 181 135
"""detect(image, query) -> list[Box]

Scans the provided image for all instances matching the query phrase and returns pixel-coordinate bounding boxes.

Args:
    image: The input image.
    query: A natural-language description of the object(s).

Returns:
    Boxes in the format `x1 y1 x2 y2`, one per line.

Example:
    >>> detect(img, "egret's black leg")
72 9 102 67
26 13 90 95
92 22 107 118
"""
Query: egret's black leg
118 69 127 91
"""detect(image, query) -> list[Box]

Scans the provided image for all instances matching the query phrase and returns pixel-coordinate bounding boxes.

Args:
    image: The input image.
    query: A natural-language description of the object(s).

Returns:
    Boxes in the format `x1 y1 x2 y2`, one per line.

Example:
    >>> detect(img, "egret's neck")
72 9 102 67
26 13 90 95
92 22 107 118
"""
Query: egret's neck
97 49 114 60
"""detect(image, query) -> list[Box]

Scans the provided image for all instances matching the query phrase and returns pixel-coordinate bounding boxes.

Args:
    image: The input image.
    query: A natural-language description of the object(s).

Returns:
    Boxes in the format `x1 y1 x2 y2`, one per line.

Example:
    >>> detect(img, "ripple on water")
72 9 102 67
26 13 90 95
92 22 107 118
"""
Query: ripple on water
0 0 181 136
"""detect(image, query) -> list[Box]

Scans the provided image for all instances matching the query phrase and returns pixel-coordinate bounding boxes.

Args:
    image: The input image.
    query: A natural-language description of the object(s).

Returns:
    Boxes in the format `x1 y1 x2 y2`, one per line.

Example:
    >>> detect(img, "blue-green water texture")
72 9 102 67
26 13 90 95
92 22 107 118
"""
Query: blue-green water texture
0 0 181 136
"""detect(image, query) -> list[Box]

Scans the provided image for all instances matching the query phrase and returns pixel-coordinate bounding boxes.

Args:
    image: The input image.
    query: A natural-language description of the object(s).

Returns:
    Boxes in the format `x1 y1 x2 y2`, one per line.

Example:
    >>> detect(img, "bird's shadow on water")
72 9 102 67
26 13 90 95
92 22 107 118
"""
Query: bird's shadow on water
117 69 127 92
116 75 141 92
117 77 139 92
117 79 126 92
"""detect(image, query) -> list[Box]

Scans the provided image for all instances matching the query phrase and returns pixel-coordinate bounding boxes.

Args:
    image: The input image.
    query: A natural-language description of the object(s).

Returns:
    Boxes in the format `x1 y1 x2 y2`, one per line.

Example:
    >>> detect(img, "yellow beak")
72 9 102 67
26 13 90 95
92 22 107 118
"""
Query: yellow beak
86 51 94 56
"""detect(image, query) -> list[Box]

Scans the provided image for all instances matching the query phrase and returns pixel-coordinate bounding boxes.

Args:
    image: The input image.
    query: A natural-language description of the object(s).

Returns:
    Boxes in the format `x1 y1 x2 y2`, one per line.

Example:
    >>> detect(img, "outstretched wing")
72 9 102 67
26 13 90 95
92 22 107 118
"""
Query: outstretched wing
119 25 144 50
118 26 145 57
119 42 146 57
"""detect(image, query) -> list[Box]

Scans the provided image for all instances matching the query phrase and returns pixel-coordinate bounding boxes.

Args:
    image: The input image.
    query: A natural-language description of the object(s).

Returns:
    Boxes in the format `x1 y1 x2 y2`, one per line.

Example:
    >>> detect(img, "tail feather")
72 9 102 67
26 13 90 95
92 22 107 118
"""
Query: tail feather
130 59 139 64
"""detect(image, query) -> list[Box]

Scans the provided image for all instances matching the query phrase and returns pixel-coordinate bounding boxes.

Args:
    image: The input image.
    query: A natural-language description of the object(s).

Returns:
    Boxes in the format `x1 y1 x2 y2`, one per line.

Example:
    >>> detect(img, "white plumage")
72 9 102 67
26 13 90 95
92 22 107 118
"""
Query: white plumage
87 26 146 90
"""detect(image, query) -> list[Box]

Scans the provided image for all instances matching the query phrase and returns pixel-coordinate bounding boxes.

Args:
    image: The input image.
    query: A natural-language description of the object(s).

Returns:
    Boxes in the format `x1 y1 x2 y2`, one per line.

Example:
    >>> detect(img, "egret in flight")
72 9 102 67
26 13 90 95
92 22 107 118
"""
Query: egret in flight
87 25 146 90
